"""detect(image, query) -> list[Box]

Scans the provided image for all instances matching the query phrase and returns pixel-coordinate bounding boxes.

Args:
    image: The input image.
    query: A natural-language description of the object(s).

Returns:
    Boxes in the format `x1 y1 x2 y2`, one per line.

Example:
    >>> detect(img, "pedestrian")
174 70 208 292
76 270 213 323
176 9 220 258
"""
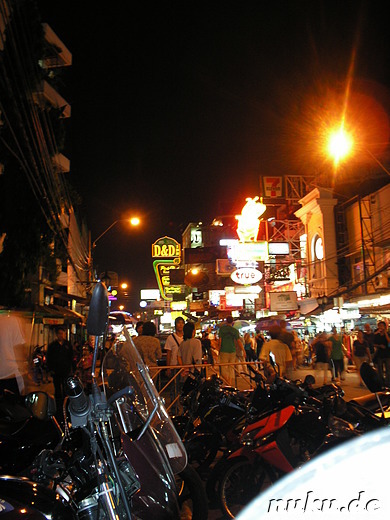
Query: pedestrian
312 332 331 385
164 316 185 407
164 316 185 375
0 314 27 396
133 321 162 367
372 321 390 386
178 322 202 379
235 334 246 375
259 325 292 378
352 330 372 387
255 331 265 359
201 331 213 364
329 327 347 382
217 315 240 385
279 319 295 378
363 323 376 357
46 326 73 412
244 332 257 362
135 321 144 336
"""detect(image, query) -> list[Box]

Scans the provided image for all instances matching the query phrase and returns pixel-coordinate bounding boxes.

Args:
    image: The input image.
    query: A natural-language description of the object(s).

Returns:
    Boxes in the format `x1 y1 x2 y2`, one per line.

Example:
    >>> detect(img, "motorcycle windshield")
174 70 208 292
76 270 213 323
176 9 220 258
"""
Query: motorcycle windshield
101 325 187 474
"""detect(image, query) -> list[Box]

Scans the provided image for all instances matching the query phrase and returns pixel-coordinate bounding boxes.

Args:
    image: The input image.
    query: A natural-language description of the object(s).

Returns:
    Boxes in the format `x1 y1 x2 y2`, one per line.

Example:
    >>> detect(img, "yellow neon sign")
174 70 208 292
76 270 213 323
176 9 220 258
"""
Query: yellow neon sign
235 197 266 242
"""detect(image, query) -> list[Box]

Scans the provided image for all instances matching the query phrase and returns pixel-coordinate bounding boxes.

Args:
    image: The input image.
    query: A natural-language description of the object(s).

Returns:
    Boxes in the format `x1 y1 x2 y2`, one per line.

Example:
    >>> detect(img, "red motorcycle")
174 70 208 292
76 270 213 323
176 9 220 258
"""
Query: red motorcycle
215 394 356 518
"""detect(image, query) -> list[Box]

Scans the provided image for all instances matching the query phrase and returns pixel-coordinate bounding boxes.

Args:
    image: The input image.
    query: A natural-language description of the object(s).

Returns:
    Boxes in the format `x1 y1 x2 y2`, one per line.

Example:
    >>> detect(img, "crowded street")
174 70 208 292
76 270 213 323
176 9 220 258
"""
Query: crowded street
2 1 390 518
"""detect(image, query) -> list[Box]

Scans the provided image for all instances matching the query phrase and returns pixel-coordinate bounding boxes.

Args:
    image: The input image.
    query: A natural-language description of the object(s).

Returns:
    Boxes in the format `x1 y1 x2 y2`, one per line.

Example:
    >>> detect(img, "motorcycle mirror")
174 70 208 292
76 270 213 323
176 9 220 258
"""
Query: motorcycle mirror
25 392 56 420
304 374 316 386
87 282 109 336
360 362 383 393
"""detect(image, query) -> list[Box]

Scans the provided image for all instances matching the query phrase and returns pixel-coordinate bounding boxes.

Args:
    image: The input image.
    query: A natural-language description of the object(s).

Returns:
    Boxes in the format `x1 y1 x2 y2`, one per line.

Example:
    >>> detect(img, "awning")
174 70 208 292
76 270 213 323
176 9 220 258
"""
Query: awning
34 305 85 325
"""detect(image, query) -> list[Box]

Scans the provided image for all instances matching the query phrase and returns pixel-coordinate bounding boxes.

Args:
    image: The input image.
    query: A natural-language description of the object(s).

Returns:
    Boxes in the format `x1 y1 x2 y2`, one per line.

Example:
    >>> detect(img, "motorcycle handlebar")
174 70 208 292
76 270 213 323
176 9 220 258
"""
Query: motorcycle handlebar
66 376 90 416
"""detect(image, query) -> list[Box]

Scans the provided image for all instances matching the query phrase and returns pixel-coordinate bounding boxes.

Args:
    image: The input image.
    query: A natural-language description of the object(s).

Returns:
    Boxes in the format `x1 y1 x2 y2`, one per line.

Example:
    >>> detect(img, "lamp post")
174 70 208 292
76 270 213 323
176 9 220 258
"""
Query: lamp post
88 217 141 288
92 217 140 249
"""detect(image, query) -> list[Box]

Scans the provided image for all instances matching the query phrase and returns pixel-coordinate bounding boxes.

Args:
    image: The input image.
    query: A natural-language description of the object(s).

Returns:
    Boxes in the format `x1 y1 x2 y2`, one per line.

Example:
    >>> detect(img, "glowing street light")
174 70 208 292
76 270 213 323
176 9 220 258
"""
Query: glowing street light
327 126 354 167
92 217 141 249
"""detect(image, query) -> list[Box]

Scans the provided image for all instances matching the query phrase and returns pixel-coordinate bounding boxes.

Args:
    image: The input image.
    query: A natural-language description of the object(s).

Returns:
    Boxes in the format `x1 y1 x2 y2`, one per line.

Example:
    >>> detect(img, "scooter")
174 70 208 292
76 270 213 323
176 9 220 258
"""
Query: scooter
0 282 208 519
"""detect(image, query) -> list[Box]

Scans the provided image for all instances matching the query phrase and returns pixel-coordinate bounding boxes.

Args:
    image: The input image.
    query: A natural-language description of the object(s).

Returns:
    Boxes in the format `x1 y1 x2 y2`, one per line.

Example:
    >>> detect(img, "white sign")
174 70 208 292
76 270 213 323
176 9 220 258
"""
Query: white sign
269 291 298 311
140 289 161 300
231 268 262 285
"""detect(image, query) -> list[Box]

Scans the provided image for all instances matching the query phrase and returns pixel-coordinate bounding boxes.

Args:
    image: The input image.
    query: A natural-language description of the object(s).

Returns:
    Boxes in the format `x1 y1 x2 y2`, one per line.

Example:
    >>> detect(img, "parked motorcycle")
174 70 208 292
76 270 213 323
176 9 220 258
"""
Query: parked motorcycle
172 370 251 474
236 360 390 520
31 344 49 384
0 282 208 519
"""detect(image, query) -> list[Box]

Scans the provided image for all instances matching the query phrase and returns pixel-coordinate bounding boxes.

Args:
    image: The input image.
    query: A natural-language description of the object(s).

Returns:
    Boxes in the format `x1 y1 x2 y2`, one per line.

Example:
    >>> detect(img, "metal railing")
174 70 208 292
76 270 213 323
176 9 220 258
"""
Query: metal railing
149 360 262 413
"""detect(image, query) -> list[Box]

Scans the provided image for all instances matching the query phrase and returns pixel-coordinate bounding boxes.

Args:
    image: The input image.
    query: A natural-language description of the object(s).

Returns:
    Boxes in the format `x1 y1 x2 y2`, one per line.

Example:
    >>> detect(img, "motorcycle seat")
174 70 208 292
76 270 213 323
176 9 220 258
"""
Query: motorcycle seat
349 391 390 412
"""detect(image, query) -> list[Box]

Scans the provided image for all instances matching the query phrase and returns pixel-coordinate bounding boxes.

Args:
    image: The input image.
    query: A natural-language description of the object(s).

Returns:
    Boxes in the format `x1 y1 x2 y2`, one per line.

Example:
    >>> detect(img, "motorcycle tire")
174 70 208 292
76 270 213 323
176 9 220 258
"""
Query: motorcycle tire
185 435 219 475
176 464 209 520
219 457 274 519
206 456 234 507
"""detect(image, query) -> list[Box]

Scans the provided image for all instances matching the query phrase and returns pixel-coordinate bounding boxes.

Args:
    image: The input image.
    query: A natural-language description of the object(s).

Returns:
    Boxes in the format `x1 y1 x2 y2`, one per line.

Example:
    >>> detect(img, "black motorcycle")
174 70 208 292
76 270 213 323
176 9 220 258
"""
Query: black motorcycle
0 282 208 519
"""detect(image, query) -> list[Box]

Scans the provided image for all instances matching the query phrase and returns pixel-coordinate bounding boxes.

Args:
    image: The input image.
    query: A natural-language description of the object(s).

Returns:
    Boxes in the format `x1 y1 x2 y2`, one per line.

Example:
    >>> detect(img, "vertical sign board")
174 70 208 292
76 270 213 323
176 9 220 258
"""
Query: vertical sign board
262 176 283 198
152 236 181 301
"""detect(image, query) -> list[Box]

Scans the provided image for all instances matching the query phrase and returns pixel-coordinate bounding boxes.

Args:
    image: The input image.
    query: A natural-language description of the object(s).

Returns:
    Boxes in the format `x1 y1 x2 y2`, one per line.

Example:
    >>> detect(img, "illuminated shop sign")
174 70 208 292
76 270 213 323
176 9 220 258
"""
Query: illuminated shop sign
152 236 181 258
152 236 181 301
190 226 203 248
231 268 262 285
140 289 161 300
268 242 290 256
235 196 266 242
221 240 268 262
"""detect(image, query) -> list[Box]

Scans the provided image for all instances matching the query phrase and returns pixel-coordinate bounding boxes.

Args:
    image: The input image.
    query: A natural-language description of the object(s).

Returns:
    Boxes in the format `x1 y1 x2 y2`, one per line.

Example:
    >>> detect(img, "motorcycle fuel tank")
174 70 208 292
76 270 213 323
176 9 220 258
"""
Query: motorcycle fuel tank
0 476 76 519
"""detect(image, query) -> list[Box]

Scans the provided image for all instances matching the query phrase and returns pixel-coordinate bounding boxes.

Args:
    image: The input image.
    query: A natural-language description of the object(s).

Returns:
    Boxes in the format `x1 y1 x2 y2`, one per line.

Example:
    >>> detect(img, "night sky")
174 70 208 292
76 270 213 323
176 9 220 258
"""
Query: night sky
37 0 390 308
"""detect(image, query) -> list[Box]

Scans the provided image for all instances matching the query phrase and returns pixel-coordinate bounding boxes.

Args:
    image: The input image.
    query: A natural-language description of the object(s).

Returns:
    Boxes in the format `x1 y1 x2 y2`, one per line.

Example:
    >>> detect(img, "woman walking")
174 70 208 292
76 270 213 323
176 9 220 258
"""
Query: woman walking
329 327 347 382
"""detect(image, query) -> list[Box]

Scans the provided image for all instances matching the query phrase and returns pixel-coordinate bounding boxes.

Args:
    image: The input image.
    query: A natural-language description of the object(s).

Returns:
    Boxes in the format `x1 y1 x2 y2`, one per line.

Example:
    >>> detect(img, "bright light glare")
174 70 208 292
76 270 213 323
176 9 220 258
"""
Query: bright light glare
327 127 353 166
121 283 128 289
129 217 140 226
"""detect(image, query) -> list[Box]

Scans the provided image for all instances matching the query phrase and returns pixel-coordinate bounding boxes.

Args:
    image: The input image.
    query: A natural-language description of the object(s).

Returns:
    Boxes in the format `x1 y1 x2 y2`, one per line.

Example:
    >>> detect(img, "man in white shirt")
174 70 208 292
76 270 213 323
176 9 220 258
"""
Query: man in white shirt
164 316 185 373
0 314 27 395
164 316 185 410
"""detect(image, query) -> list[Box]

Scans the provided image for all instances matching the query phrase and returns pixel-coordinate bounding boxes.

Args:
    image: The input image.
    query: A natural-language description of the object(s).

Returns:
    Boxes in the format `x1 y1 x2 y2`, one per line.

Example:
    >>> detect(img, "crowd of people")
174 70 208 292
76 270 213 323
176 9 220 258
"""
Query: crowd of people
3 315 390 417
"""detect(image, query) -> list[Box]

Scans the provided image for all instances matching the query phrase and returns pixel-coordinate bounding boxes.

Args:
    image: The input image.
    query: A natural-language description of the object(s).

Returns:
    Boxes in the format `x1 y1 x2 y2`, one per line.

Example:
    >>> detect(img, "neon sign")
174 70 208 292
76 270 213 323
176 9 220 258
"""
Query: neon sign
152 236 181 300
235 197 266 242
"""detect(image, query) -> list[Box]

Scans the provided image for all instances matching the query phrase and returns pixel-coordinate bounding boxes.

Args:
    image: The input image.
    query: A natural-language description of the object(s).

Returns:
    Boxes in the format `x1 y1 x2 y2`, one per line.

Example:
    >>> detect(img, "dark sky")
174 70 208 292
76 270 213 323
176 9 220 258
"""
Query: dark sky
37 0 390 308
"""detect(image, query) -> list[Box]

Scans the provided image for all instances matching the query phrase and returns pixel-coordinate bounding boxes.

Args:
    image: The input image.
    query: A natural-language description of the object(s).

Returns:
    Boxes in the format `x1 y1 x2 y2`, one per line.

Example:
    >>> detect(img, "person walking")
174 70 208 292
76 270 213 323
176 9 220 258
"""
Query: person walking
164 316 185 408
0 314 27 396
46 327 73 412
133 321 162 367
312 332 331 385
329 327 347 382
178 322 203 378
259 325 292 378
352 330 372 387
164 316 185 374
372 321 390 386
217 315 240 385
244 332 257 362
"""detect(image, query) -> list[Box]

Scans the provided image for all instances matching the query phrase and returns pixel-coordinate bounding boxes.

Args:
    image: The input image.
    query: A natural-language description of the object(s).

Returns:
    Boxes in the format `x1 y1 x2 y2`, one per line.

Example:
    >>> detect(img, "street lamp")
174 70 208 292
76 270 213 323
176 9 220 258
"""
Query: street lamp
316 294 329 313
326 126 390 177
92 217 140 249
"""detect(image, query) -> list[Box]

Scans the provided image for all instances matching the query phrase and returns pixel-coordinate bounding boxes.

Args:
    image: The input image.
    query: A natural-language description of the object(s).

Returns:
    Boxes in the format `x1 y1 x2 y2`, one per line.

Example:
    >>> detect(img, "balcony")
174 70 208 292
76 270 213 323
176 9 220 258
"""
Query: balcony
52 153 70 173
41 23 72 68
33 80 71 118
